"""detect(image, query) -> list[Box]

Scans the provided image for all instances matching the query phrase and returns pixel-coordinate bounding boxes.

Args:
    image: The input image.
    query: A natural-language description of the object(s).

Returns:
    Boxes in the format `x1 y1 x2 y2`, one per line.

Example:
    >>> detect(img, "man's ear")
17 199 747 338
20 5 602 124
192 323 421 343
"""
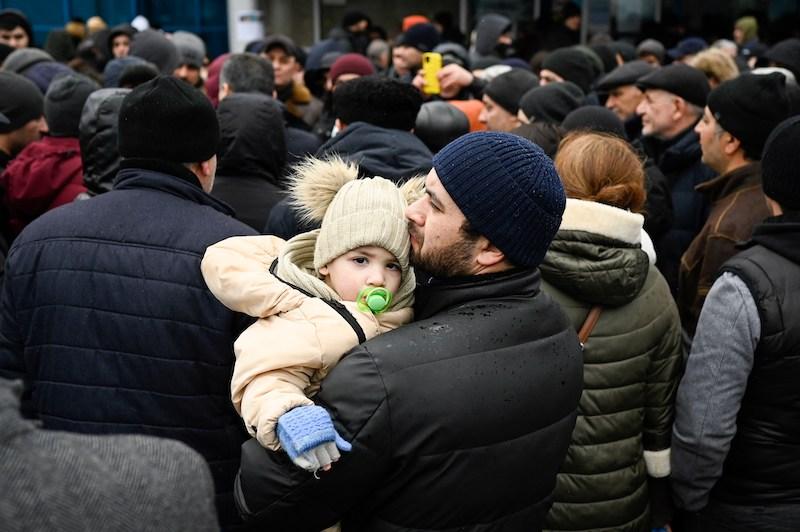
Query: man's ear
475 237 506 268
724 133 741 156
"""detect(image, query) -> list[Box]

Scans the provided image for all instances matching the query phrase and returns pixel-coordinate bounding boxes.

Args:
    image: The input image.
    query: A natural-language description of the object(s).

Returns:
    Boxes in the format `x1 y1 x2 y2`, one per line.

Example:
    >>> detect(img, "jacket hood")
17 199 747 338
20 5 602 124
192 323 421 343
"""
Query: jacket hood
79 88 130 195
474 14 511 56
317 122 432 182
217 93 286 185
749 213 800 264
541 199 650 306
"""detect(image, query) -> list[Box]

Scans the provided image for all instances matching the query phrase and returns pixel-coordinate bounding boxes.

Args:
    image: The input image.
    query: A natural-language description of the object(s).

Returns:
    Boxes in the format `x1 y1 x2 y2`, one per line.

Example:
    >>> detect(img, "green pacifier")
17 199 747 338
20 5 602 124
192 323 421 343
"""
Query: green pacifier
357 286 393 314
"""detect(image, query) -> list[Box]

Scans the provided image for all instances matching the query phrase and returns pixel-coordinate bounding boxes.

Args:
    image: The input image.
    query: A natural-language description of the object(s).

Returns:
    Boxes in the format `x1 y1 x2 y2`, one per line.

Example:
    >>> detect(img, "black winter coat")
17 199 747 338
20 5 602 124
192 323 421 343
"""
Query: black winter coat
639 127 715 294
0 161 257 529
316 121 432 181
214 93 287 230
235 268 584 532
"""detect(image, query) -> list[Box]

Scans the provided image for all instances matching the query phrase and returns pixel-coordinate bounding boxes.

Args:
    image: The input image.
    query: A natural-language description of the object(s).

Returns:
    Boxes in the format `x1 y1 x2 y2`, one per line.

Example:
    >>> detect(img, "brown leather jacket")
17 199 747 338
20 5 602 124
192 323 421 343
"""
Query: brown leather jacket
678 162 770 334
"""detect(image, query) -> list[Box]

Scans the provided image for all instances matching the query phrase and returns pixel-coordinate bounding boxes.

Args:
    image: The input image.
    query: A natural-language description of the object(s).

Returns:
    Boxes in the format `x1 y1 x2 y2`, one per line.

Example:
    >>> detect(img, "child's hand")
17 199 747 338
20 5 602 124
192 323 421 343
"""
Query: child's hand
276 405 352 472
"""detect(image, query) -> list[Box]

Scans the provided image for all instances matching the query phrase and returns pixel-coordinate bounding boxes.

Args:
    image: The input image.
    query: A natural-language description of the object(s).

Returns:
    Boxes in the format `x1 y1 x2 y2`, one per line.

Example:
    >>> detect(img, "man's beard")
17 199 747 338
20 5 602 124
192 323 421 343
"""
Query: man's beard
408 222 479 278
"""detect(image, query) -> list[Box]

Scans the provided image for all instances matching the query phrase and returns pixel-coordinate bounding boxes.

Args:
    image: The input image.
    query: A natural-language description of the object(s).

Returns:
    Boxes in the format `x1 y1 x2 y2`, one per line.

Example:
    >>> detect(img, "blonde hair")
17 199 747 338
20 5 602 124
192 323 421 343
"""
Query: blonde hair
554 131 646 213
689 49 739 87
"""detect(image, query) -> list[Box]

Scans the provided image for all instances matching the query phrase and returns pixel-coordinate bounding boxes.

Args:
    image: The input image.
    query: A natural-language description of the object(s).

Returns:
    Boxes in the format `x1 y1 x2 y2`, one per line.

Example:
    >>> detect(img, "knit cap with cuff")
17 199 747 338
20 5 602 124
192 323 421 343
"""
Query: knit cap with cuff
636 63 710 108
519 81 583 124
541 48 598 94
432 131 566 268
287 157 420 310
396 23 440 52
708 73 791 160
0 72 43 133
761 115 800 211
484 68 540 115
44 72 99 138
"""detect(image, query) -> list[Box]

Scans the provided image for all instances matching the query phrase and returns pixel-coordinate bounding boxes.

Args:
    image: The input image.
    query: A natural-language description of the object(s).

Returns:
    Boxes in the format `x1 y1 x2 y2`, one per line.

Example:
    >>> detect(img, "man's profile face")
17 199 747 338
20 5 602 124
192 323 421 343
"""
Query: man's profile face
0 26 29 48
636 88 677 139
405 168 480 278
265 47 298 88
605 84 644 121
479 94 519 132
695 106 727 173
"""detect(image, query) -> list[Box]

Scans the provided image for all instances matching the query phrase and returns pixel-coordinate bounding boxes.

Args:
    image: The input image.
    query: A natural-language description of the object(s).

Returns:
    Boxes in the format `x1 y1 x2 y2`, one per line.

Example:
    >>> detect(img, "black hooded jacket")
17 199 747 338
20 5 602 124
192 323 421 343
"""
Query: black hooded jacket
235 268 583 531
213 93 288 230
78 87 130 196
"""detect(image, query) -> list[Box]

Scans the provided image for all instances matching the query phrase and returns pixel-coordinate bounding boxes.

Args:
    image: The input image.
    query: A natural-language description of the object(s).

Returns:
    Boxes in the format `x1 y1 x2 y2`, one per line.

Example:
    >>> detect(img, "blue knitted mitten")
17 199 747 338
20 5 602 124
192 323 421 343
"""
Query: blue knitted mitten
277 405 352 464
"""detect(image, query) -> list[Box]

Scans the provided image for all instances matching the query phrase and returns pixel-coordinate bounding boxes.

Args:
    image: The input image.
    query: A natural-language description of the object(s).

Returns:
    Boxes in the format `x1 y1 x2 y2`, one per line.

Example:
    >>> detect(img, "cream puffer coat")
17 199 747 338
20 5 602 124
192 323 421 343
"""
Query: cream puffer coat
201 234 413 450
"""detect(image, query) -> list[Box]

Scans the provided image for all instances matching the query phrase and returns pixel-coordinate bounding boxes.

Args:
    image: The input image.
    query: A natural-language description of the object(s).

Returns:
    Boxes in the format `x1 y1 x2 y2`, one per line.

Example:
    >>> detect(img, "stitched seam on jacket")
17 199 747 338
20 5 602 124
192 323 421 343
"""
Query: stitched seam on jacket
26 343 231 367
33 379 230 398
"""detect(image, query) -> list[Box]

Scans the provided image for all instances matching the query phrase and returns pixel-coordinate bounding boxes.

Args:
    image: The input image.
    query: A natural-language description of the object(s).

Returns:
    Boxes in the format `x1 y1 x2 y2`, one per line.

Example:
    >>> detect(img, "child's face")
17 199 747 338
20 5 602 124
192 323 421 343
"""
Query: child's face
319 246 402 302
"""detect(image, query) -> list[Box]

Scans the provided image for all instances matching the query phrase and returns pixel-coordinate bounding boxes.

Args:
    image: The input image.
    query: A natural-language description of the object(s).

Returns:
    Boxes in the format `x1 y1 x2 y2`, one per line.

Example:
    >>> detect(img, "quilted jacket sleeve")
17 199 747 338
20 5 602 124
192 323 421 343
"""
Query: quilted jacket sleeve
201 235 303 318
235 342 393 531
0 252 32 415
643 270 684 477
232 315 320 451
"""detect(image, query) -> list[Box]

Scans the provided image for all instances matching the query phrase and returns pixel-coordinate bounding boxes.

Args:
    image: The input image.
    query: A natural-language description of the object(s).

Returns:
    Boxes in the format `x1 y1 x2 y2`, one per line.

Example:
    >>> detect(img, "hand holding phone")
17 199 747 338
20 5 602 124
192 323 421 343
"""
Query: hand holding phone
421 52 442 95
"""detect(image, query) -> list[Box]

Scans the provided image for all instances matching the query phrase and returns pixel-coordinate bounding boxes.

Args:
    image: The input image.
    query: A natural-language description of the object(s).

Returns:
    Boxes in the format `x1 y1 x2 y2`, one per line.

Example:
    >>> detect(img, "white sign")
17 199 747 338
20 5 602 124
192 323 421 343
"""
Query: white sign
236 10 264 43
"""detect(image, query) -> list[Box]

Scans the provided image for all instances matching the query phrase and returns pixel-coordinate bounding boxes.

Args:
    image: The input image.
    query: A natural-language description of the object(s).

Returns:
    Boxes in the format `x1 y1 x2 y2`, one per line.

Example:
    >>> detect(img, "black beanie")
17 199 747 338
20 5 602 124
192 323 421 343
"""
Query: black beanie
333 75 421 131
397 23 441 52
761 115 800 210
541 48 597 94
561 106 626 138
764 38 800 82
708 73 791 160
519 81 583 124
118 76 219 163
484 68 540 115
636 63 709 108
44 73 99 138
0 71 43 133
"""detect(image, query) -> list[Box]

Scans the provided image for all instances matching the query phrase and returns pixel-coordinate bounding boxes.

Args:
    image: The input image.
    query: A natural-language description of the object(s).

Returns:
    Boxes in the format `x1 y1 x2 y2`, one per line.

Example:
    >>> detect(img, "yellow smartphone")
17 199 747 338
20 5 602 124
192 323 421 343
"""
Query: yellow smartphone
422 52 442 95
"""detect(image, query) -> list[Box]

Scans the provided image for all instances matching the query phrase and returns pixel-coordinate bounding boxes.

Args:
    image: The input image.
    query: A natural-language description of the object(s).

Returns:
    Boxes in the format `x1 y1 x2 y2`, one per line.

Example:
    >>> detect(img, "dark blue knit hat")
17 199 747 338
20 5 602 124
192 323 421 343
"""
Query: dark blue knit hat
433 132 565 268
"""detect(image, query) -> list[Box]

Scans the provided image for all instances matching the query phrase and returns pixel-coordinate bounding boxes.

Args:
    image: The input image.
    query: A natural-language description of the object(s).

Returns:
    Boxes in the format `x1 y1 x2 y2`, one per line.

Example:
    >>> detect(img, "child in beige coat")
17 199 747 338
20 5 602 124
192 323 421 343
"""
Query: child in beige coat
202 157 420 472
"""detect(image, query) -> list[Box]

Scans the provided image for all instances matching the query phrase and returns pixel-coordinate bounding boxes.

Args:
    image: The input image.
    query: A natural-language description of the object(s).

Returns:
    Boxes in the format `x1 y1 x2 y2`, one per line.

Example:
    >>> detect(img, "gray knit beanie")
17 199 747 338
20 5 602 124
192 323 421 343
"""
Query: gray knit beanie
44 73 99 137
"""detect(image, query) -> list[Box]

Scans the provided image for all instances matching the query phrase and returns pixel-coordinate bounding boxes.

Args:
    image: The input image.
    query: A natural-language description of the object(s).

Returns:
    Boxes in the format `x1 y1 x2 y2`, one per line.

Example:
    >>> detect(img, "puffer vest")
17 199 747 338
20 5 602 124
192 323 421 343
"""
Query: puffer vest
714 223 800 505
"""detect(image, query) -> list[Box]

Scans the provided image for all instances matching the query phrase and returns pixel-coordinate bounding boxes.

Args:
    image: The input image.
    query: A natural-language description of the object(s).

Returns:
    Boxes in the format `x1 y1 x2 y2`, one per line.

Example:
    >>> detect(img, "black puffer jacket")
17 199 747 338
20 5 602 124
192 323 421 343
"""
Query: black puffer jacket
78 87 130 196
0 161 257 529
235 268 584 532
264 121 433 239
214 93 287 230
316 121 432 181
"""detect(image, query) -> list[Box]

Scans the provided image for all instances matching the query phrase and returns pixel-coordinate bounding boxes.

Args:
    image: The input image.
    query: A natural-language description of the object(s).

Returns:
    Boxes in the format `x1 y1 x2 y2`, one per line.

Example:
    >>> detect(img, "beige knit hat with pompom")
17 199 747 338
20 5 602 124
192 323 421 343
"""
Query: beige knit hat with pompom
289 156 424 302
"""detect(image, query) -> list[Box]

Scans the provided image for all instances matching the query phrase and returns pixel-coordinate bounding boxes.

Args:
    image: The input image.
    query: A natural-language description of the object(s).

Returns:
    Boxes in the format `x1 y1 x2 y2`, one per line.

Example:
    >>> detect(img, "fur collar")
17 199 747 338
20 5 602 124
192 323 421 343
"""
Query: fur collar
559 198 644 245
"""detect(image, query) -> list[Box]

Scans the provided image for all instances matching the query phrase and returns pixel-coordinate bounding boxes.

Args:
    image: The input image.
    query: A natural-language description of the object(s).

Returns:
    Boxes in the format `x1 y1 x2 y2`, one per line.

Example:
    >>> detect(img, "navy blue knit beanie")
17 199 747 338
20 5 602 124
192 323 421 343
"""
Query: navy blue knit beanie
433 132 565 268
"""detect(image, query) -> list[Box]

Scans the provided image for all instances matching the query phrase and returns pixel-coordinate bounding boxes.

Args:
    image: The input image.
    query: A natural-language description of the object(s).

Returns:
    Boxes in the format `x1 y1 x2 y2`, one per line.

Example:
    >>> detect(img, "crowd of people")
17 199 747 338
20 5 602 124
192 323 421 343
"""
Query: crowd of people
0 4 799 532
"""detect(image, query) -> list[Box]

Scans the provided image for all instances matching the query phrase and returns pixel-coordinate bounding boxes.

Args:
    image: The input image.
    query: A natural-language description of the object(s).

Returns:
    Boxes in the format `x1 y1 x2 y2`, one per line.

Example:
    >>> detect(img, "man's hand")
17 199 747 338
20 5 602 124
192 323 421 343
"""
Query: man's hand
276 405 352 472
438 63 474 99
